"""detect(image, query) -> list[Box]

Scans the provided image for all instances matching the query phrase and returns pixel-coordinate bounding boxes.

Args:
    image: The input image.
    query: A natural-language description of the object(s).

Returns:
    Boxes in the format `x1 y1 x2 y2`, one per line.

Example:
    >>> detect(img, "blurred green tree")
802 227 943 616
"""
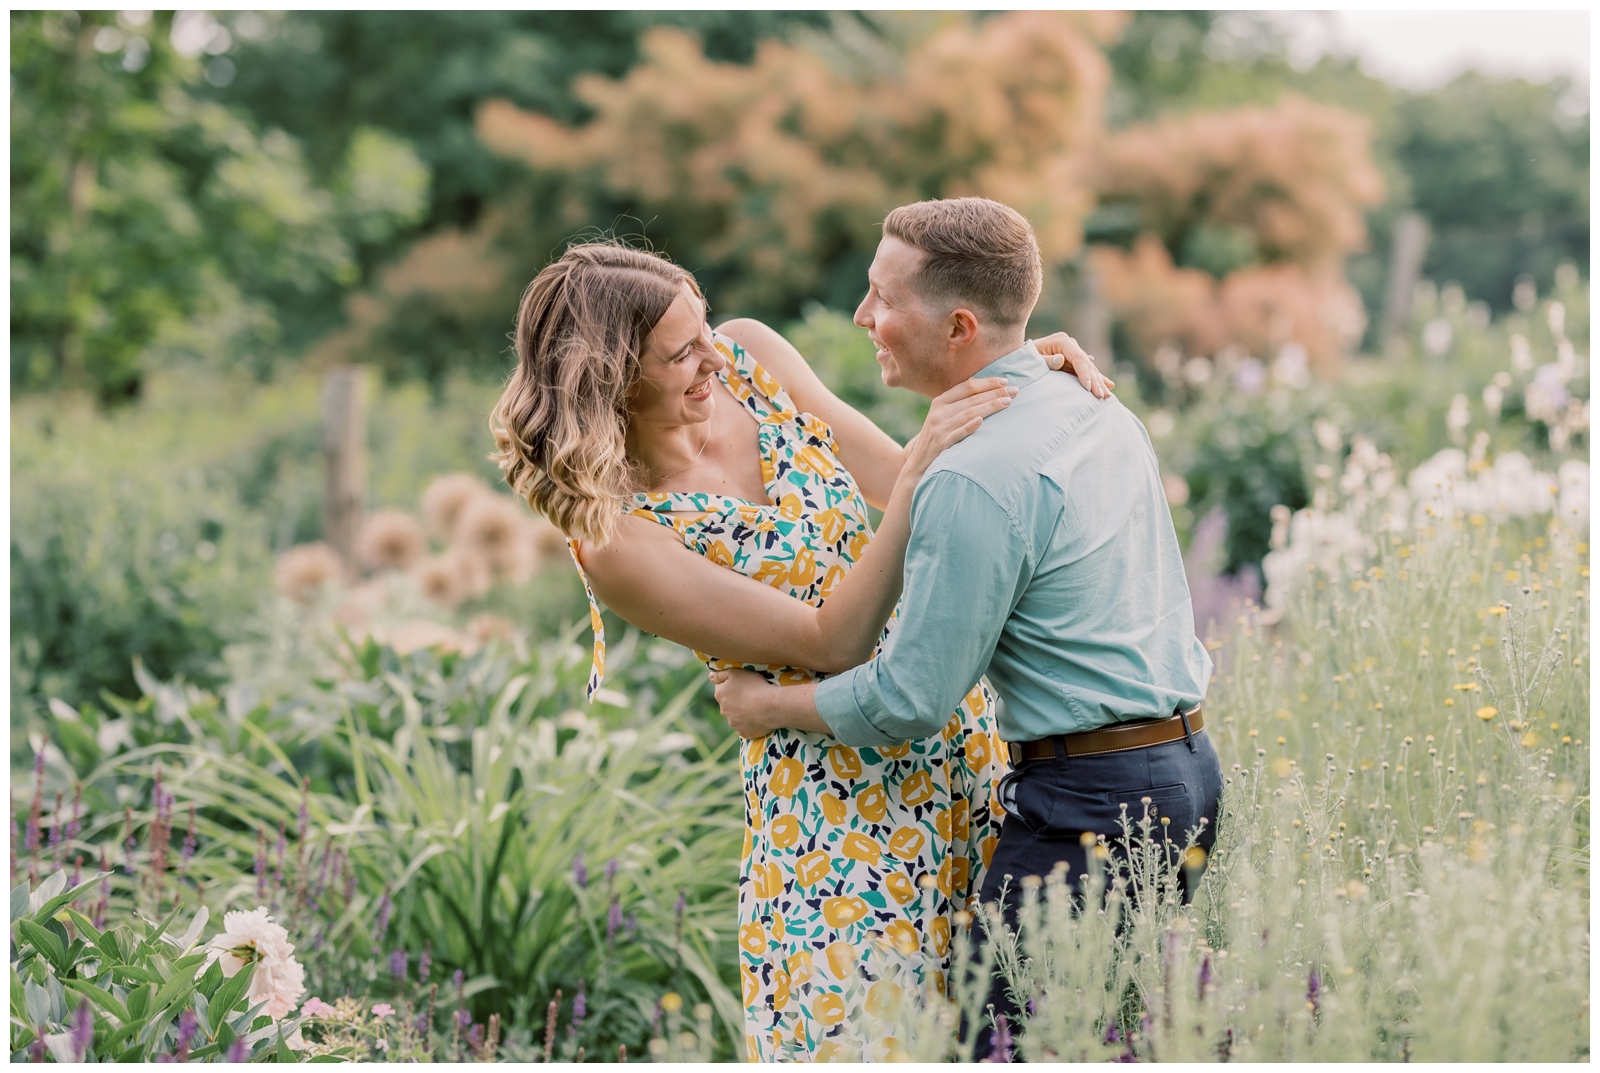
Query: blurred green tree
211 12 831 231
10 11 430 402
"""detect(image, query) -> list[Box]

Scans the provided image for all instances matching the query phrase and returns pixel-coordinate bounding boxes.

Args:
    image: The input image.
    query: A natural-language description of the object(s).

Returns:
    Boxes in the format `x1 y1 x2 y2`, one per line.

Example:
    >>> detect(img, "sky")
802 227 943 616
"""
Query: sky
1268 10 1590 93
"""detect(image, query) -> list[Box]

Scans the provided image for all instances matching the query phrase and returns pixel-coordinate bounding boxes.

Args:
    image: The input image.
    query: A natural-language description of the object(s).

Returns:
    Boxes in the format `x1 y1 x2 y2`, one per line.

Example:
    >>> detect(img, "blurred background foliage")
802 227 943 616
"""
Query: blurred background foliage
10 7 1590 728
8 13 1590 1060
11 10 1587 400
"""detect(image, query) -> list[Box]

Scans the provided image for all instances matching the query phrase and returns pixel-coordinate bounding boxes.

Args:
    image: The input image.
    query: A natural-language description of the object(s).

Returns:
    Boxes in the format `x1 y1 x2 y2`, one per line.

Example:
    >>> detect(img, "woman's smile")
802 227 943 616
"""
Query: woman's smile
685 376 713 401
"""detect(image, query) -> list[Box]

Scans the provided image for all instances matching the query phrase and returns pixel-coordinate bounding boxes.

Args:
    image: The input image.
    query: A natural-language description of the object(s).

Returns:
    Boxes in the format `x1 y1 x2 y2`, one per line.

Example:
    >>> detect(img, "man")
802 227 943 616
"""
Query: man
710 196 1222 1042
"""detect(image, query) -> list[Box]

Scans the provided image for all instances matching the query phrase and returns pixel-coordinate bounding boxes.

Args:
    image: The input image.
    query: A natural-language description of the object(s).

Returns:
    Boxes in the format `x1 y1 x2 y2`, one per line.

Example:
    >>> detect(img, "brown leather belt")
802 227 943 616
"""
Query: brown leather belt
1006 707 1203 765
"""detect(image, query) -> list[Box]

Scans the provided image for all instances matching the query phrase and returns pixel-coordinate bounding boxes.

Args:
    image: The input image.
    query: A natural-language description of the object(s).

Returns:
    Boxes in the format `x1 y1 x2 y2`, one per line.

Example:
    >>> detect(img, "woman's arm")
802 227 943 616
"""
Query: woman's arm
578 377 1016 673
715 319 1112 511
715 318 907 509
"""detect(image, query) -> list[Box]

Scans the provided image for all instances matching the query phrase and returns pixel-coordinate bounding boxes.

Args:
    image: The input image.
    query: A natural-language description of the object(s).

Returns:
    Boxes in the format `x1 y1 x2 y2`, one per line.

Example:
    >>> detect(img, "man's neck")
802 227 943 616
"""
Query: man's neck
930 331 1028 396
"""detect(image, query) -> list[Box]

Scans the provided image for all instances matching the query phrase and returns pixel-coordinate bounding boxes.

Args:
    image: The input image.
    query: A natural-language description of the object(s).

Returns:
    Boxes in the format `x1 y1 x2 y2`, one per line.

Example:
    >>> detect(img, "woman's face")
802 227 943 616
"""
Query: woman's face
630 283 724 427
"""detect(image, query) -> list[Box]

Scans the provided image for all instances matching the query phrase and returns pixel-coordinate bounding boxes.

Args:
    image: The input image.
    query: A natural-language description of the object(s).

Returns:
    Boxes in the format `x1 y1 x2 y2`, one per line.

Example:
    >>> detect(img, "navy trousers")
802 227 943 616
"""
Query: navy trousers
968 729 1224 1057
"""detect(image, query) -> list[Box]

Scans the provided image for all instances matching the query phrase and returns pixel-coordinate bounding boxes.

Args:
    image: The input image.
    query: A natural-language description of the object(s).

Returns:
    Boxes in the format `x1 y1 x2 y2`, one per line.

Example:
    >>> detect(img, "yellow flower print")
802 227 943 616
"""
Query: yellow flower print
841 832 883 866
888 826 927 861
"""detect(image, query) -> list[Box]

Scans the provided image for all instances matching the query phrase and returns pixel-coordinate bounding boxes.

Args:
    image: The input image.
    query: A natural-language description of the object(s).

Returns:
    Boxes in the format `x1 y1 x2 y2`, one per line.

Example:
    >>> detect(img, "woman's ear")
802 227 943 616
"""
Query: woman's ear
946 307 982 349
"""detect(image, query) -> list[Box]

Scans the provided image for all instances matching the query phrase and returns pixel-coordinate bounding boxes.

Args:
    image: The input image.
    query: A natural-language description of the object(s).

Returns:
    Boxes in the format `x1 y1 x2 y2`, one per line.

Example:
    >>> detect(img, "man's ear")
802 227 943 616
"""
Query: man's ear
946 307 982 349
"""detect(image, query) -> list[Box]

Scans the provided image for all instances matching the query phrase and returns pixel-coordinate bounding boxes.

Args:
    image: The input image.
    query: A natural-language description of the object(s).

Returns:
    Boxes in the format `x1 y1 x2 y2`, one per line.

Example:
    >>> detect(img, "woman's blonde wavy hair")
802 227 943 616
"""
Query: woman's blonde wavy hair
490 241 702 547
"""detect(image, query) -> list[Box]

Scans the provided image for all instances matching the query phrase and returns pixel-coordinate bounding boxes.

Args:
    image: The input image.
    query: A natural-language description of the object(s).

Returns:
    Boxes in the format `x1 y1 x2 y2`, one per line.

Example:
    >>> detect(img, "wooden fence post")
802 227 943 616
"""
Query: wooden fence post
321 366 367 565
1072 258 1113 366
1381 212 1430 354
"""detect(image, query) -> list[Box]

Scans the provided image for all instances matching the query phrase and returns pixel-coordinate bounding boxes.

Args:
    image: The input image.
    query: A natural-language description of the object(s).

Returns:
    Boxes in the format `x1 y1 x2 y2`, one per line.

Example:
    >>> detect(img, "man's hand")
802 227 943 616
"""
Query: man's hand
709 667 832 739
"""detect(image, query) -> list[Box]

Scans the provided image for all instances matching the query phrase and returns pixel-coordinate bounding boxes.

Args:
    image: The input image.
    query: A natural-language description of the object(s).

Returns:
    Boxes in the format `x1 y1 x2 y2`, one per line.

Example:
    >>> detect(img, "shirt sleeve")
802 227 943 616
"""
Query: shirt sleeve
814 469 1032 746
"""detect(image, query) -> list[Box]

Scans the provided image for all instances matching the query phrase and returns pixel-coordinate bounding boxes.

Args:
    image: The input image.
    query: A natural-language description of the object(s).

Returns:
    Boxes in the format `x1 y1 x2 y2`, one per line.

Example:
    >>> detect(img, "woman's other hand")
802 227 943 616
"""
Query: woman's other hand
903 376 1018 479
1034 332 1114 398
709 667 782 738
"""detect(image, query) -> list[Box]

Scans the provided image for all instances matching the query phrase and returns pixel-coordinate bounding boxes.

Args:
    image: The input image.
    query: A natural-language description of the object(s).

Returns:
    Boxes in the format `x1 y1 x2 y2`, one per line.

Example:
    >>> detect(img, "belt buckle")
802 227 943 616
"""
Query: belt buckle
1006 740 1024 767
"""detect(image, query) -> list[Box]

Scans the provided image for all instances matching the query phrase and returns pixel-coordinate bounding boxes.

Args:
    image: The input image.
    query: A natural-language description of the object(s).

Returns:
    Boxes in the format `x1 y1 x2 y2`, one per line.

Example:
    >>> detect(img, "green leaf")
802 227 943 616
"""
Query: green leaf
148 959 198 1018
24 979 52 1028
61 908 103 945
112 964 161 987
126 981 156 1021
11 883 30 922
196 958 224 1000
63 978 130 1025
16 920 67 973
29 873 107 926
210 961 256 1018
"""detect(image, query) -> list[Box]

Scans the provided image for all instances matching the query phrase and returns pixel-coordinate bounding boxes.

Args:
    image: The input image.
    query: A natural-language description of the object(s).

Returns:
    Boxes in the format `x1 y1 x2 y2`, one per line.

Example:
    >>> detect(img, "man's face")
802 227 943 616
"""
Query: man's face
854 236 952 398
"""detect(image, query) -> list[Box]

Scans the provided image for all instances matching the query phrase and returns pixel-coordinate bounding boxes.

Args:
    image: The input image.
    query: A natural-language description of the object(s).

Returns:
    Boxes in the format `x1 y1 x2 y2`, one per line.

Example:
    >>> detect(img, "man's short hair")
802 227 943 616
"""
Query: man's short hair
882 197 1043 329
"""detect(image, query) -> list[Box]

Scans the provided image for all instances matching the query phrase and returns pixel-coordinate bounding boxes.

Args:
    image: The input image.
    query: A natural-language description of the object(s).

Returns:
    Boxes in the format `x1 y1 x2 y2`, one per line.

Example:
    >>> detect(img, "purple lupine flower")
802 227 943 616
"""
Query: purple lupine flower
624 911 637 937
297 783 310 842
271 820 286 886
607 898 623 942
390 949 408 979
174 1009 198 1061
69 856 83 889
1306 966 1321 1018
70 1000 94 1060
225 1037 249 1062
414 1010 431 1036
1198 954 1212 998
313 842 331 898
26 753 45 852
48 791 64 854
123 807 138 876
988 1014 1012 1063
673 891 687 918
466 1023 483 1051
456 1008 472 1029
373 890 392 940
66 785 82 844
572 852 588 888
309 927 327 953
572 986 587 1025
419 944 432 984
453 969 465 993
604 857 618 885
180 805 197 870
1103 1022 1121 1046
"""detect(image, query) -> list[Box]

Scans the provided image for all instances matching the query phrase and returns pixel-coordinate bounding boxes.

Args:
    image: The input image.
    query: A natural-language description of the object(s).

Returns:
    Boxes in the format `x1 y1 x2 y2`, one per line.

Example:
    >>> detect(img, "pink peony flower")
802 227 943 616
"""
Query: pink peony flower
357 510 427 572
421 474 493 541
274 544 344 605
371 1003 395 1019
203 907 306 1020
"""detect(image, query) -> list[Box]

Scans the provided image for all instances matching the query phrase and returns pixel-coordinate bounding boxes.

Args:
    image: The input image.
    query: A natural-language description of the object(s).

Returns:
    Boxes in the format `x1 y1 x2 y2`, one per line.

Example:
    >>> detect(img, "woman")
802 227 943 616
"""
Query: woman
490 242 1111 1061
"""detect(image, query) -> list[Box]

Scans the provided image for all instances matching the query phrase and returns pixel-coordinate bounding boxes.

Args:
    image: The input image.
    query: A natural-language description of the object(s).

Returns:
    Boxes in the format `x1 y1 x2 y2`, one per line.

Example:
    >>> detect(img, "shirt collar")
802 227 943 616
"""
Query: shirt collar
973 340 1049 391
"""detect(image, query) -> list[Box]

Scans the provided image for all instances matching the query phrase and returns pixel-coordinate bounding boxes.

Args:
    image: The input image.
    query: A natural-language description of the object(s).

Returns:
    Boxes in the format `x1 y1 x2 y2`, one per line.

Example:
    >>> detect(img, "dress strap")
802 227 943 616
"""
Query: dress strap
568 539 608 703
712 331 799 424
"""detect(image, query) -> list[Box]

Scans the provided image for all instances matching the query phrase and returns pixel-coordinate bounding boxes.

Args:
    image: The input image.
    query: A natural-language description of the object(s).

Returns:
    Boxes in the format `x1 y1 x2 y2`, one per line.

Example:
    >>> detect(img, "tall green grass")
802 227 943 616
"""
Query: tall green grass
875 509 1589 1062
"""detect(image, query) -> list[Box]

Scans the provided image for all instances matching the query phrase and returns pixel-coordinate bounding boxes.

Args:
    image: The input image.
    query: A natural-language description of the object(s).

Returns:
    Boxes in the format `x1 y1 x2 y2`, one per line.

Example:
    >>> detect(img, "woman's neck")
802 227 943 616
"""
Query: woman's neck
627 398 717 491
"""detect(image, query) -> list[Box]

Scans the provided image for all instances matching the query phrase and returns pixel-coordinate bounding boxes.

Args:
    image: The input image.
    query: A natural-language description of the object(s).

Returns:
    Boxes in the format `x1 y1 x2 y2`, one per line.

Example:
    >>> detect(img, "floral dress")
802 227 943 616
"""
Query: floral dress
571 333 1007 1062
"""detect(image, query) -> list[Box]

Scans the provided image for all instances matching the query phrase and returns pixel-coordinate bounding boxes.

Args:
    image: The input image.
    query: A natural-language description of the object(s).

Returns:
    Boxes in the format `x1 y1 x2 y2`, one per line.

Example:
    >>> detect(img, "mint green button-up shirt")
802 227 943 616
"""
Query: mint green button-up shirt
814 342 1212 747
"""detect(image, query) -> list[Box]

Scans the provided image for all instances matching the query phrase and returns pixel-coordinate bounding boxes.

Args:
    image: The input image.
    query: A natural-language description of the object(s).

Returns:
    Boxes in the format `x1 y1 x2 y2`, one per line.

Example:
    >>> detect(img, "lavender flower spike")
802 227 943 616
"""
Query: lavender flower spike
390 949 408 979
988 1014 1012 1063
572 852 588 888
70 1001 94 1061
